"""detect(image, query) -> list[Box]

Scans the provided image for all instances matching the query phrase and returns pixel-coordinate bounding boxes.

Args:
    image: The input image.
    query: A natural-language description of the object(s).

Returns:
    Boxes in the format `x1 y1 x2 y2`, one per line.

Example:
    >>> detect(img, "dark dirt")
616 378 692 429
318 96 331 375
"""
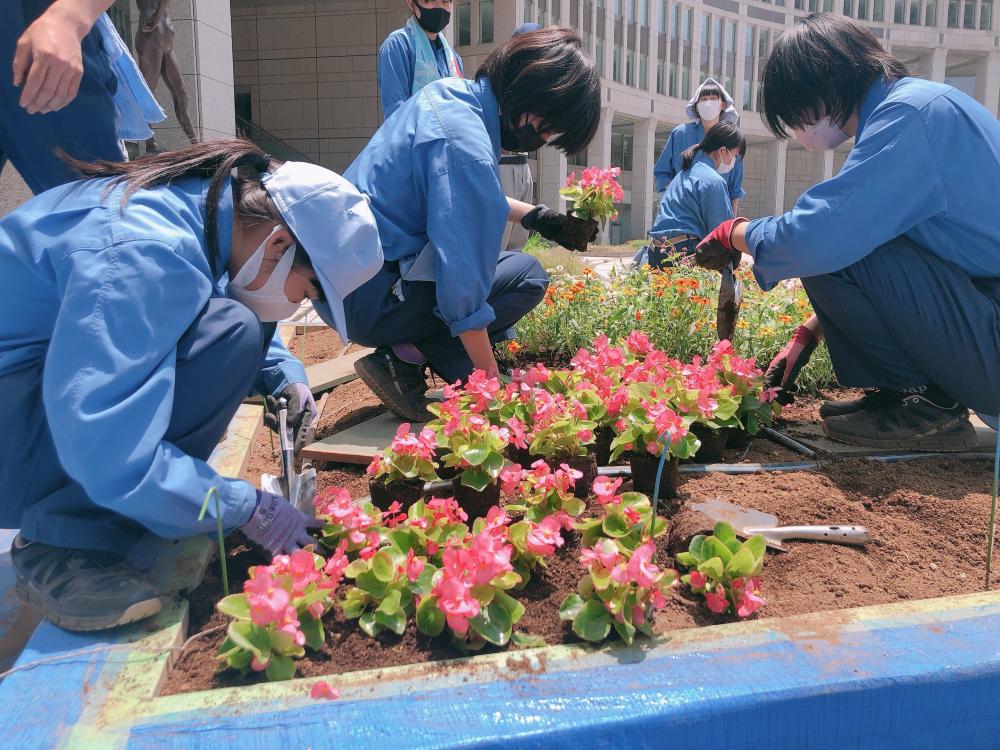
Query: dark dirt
164 350 999 694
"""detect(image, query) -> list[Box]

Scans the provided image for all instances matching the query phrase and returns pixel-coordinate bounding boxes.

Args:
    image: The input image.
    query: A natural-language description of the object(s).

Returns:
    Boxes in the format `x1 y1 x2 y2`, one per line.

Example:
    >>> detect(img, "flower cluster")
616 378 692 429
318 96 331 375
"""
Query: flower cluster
560 166 625 227
314 487 383 559
675 521 767 619
216 546 346 682
500 459 586 522
367 422 440 484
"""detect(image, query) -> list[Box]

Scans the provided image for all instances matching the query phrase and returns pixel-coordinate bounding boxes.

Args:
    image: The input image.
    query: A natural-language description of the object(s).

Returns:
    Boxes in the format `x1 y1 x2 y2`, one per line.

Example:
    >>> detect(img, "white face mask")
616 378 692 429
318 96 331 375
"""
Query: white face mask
792 116 850 151
228 225 301 322
697 99 723 121
716 148 736 175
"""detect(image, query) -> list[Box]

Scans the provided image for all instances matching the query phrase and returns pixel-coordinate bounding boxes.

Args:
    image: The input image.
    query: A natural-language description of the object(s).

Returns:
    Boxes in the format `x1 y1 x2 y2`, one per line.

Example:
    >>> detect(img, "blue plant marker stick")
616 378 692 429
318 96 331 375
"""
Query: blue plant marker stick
198 487 229 596
986 415 999 591
648 430 672 540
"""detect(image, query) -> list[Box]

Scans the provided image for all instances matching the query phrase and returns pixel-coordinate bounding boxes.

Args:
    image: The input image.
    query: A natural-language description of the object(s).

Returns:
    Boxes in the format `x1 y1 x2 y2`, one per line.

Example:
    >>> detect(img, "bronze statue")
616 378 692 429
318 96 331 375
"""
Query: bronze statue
134 0 197 152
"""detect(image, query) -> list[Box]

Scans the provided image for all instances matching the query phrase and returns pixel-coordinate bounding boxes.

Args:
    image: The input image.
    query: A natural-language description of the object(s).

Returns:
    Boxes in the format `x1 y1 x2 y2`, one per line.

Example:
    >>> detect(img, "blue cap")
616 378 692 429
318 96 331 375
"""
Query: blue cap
512 23 542 36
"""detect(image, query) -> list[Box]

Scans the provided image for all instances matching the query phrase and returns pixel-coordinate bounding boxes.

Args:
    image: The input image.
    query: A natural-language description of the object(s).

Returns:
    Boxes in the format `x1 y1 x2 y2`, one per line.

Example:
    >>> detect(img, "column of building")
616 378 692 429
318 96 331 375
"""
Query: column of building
762 140 787 216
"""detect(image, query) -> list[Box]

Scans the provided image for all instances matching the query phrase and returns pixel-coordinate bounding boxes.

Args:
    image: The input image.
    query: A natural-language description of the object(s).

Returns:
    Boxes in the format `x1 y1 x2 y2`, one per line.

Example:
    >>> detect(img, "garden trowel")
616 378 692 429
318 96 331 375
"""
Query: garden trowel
689 498 871 552
716 264 742 342
261 398 317 515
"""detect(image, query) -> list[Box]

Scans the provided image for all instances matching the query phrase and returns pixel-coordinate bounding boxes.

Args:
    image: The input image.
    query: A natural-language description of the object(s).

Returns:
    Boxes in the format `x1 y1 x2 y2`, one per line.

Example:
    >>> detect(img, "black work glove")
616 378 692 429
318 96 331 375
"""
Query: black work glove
521 204 599 252
694 218 747 272
264 382 317 454
764 325 819 405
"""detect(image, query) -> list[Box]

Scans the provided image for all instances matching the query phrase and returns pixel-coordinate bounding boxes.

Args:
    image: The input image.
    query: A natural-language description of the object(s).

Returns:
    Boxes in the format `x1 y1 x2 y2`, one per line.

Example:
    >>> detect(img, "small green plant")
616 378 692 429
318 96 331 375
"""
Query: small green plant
339 548 437 638
675 522 767 618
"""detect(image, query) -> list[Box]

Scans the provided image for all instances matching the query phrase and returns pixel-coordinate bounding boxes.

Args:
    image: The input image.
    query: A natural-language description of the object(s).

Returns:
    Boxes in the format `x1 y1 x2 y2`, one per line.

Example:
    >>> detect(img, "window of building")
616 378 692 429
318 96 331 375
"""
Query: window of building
671 3 680 37
669 62 678 96
524 0 535 23
895 0 905 21
743 79 752 110
597 38 605 70
794 0 805 9
858 0 868 18
925 0 937 24
712 17 722 50
701 12 709 47
628 0 636 22
682 64 691 97
963 0 976 26
843 0 855 15
910 0 921 23
626 50 635 84
656 60 665 93
457 2 471 45
683 7 693 41
982 0 993 28
823 0 834 9
660 0 668 31
948 0 960 25
613 43 623 81
642 0 651 25
640 53 649 87
568 148 588 167
611 131 633 170
873 0 885 19
617 0 624 17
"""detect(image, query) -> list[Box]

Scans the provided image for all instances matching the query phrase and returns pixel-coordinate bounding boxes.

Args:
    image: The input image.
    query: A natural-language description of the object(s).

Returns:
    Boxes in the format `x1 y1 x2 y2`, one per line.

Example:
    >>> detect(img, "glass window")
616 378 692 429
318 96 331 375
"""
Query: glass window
640 53 648 88
873 0 885 19
925 0 937 24
682 64 690 98
794 0 805 9
617 0 624 17
683 8 693 40
895 0 906 20
626 50 635 84
963 0 976 26
744 25 753 58
701 13 709 46
843 0 854 15
669 62 677 96
823 0 834 9
948 0 960 25
657 60 665 93
809 0 819 10
524 0 534 23
713 17 722 50
671 3 680 37
910 0 921 22
858 0 868 18
613 44 622 81
457 2 471 45
660 0 667 31
642 0 651 25
597 38 605 71
982 0 993 28
758 28 769 59
480 0 494 42
628 0 636 22
727 20 736 52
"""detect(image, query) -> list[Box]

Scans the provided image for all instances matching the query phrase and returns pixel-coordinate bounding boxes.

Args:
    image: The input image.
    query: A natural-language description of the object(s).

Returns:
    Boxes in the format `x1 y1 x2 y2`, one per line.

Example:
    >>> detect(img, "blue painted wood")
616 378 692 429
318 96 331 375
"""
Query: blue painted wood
118 605 1000 750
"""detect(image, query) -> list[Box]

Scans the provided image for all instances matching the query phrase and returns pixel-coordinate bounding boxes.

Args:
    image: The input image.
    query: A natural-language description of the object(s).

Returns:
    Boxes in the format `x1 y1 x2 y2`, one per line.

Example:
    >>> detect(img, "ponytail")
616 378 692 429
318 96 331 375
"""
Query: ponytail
63 138 285 271
678 121 747 173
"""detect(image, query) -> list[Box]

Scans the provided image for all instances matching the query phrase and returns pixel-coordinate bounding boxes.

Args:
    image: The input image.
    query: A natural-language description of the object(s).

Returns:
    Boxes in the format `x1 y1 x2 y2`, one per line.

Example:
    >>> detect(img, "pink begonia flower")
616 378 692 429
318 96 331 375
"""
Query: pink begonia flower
610 563 630 584
689 570 708 590
646 441 660 455
735 577 766 618
549 510 575 531
322 542 349 584
760 386 781 404
577 428 594 443
432 571 480 636
245 569 291 626
366 452 383 477
358 545 378 561
632 604 646 626
580 539 621 570
307 601 325 619
593 476 623 505
427 497 468 523
425 540 440 556
623 506 641 525
704 588 730 614
310 680 340 700
289 549 319 592
555 464 582 492
696 388 719 419
251 655 270 672
525 516 565 556
625 330 654 355
484 506 510 535
466 530 513 584
499 464 524 496
626 542 659 588
506 418 529 449
278 605 306 646
650 588 668 609
405 549 425 582
648 403 688 443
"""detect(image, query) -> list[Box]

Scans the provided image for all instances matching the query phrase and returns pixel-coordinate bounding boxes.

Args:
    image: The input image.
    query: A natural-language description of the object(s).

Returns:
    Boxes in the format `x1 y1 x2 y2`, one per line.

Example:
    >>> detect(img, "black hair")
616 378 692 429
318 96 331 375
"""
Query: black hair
680 121 747 171
697 84 723 100
476 26 601 155
761 13 908 138
65 138 289 271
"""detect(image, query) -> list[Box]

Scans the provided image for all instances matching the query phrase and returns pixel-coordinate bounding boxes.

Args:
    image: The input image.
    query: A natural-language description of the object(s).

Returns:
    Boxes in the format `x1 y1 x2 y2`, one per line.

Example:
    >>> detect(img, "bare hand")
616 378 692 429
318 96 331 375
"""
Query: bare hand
13 7 87 114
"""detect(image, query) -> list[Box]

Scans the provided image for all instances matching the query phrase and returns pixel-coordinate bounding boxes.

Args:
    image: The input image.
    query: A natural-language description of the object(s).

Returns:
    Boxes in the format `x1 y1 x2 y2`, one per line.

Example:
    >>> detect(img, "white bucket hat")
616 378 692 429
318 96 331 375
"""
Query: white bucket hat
262 162 383 341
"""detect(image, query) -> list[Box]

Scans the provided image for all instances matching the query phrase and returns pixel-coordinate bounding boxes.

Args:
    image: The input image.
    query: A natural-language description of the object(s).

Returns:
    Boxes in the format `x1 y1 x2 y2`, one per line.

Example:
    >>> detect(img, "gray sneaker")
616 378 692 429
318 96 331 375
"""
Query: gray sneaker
818 388 898 419
12 535 162 632
821 393 977 451
354 347 432 422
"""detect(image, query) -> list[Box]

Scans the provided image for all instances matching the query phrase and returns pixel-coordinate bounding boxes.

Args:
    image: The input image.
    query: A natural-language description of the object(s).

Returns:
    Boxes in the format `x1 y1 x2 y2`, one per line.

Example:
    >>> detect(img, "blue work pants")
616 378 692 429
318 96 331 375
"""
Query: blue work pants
0 299 266 553
802 236 1000 415
345 250 549 382
0 0 123 194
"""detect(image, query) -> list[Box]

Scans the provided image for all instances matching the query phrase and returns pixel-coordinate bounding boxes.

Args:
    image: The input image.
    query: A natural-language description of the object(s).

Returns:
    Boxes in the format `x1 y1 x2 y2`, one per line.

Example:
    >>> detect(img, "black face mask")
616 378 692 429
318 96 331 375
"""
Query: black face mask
501 121 547 153
414 4 451 33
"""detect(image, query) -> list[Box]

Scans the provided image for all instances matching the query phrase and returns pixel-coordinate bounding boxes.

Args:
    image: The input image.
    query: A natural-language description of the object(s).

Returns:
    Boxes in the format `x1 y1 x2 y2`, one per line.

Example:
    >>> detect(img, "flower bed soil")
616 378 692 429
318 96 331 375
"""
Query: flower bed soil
162 374 999 695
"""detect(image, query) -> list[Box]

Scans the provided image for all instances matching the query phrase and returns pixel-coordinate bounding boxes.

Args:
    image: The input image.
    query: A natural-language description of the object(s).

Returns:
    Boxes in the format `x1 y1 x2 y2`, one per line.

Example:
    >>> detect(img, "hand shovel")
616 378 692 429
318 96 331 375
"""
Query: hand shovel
261 398 317 516
688 498 871 552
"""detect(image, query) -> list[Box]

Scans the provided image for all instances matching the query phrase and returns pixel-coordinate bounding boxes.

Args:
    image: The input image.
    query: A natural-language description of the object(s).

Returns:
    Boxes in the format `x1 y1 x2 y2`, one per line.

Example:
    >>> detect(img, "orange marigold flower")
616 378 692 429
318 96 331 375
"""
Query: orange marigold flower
777 314 794 324
507 340 522 353
635 310 643 321
691 295 711 305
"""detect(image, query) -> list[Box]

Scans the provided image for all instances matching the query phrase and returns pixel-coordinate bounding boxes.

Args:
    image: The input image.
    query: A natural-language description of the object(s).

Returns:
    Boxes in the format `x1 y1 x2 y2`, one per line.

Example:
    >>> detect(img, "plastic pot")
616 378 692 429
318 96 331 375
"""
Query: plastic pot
593 426 614 467
691 424 729 463
628 452 681 513
451 477 501 521
544 454 598 499
368 477 425 511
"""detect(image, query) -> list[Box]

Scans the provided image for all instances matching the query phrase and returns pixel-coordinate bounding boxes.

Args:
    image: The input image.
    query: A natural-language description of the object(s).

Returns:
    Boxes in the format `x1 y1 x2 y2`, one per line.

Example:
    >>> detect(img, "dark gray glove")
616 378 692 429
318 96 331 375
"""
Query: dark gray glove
264 382 317 454
241 490 322 557
521 204 600 252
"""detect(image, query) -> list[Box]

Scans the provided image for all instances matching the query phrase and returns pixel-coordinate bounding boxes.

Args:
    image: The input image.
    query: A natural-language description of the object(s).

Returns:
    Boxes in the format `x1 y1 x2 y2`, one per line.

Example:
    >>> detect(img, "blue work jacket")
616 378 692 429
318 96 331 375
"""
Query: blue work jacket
744 77 1000 290
650 154 734 240
653 120 746 200
378 26 465 120
0 176 303 537
345 76 509 337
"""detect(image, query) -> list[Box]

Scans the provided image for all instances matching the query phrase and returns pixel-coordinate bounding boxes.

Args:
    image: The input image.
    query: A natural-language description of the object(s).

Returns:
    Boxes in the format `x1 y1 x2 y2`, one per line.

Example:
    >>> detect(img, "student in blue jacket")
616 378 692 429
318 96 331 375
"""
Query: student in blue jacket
347 27 601 421
653 78 745 212
0 140 382 631
378 0 464 121
637 122 745 269
694 13 1000 451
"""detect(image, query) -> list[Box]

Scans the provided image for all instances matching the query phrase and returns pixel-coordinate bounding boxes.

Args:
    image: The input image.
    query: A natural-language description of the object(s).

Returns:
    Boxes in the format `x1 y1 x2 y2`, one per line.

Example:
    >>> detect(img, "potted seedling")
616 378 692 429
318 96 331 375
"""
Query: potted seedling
366 423 440 511
435 412 510 520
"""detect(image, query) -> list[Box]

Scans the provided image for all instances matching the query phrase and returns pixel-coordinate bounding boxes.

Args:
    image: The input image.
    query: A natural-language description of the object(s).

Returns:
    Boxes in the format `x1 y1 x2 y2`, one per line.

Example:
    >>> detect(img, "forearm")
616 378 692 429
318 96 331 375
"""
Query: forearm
458 328 499 378
802 314 823 341
731 221 750 255
44 0 115 37
507 197 535 224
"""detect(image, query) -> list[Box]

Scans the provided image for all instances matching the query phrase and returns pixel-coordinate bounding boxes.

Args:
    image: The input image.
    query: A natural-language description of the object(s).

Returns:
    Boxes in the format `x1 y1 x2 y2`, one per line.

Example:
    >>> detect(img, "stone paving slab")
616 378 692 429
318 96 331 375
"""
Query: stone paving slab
303 348 372 394
300 411 428 464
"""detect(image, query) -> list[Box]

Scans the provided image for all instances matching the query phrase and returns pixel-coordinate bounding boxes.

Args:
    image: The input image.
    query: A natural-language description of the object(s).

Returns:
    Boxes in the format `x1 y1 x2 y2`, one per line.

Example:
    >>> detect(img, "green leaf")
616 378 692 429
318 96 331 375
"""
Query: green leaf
675 551 697 568
300 614 325 651
703 537 734 565
345 559 369 578
371 551 396 583
726 547 755 578
469 600 513 646
713 521 736 543
470 584 496 605
613 618 637 645
356 569 388 597
216 594 250 620
388 529 414 553
744 534 767 561
374 607 407 635
459 444 490 467
688 535 706 562
228 621 270 661
359 611 382 638
511 632 548 649
416 595 446 636
602 512 629 538
460 468 491 492
563 497 586 517
698 557 725 580
377 588 403 616
482 451 504 476
409 562 438 596
724 538 742 554
572 599 613 642
223 648 252 671
264 652 296 682
493 589 525 624
340 588 370 619
493 570 522 590
559 592 585 621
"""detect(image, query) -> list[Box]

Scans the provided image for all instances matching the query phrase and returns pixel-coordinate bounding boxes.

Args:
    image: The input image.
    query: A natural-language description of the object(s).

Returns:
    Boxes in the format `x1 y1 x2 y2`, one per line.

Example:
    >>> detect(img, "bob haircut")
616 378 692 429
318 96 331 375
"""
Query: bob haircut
475 26 601 155
761 13 908 138
697 84 723 100
680 121 747 171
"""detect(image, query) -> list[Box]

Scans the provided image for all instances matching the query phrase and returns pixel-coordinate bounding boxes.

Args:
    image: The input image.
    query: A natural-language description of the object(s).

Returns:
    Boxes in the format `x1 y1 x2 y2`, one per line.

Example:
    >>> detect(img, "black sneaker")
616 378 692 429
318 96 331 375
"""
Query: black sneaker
819 388 898 419
821 393 977 451
354 346 432 422
11 535 162 632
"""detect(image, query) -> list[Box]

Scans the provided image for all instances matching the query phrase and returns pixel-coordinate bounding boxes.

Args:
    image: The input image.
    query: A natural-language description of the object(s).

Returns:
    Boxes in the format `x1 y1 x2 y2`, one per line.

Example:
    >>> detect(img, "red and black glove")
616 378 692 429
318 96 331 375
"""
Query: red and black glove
764 325 819 405
694 217 748 271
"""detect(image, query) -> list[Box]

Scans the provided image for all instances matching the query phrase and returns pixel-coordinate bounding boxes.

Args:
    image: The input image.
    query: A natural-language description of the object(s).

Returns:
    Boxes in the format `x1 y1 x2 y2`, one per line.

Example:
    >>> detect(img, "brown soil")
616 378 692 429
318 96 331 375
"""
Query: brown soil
165 349 998 694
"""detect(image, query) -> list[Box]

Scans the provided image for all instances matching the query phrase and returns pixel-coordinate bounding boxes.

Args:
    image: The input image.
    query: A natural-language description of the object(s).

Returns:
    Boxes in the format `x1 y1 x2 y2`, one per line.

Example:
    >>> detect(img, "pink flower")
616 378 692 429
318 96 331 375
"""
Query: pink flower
577 428 594 443
310 680 340 700
251 655 270 672
580 539 621 570
484 506 510 535
648 403 688 444
244 569 291 626
696 388 719 419
623 505 641 525
307 601 325 619
432 572 480 636
499 464 524 496
625 330 653 355
704 589 730 614
525 516 565 557
632 604 646 626
549 510 575 531
288 549 319 593
404 549 425 582
507 417 530 450
689 570 707 591
735 577 766 618
761 386 781 404
277 605 305 646
366 452 383 477
626 542 659 588
592 476 623 505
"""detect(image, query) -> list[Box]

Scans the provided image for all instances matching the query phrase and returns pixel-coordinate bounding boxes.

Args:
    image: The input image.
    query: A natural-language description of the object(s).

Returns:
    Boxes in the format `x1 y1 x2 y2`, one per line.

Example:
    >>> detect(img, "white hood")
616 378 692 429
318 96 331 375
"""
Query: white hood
686 78 740 125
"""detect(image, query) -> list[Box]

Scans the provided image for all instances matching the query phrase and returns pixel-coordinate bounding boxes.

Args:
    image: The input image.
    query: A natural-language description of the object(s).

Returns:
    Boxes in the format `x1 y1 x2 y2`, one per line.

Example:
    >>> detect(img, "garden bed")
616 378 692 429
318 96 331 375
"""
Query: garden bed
162 366 998 695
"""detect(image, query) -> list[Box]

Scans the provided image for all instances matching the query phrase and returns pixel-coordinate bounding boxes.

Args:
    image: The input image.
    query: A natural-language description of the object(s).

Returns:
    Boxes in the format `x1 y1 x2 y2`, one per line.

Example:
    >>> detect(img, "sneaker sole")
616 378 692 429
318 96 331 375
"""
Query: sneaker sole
820 420 979 453
15 578 162 632
354 357 431 423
